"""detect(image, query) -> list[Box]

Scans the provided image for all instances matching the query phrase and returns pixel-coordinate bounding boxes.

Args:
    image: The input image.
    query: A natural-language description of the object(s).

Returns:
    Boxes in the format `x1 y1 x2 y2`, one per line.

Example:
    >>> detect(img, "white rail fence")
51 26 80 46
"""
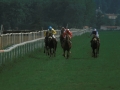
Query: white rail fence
0 29 91 66
0 30 58 49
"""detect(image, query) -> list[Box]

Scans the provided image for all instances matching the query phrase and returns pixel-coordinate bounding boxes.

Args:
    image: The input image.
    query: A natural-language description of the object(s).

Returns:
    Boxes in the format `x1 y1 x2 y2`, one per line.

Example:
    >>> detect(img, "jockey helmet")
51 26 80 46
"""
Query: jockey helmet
48 26 52 30
94 29 96 31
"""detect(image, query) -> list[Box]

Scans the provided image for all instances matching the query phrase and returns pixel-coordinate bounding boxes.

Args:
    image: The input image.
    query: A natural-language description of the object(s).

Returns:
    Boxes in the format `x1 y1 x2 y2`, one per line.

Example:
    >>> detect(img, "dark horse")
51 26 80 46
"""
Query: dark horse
91 36 100 58
61 35 72 59
44 31 57 57
44 31 49 55
48 33 57 57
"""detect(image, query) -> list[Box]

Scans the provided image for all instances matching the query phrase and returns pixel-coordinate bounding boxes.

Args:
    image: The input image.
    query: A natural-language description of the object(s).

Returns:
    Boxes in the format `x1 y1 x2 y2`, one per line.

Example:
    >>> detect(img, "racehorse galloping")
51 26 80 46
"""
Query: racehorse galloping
48 33 57 57
91 37 99 58
44 31 49 55
60 34 64 48
62 34 71 59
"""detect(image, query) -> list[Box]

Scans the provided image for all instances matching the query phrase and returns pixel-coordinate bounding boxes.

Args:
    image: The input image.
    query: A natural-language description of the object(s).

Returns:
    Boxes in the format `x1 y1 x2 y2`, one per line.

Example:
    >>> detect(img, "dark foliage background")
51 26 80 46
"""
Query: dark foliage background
0 0 120 30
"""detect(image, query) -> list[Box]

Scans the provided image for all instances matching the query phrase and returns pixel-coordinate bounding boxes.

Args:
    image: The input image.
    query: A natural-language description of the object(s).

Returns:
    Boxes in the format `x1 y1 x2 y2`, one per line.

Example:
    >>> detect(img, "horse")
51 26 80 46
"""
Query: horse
62 34 72 59
91 36 100 58
60 34 64 48
44 31 49 55
48 33 57 57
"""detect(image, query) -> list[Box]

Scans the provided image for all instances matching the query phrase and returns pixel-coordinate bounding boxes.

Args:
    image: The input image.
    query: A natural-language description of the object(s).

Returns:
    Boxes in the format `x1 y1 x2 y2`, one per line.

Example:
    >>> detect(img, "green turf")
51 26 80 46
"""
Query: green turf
0 31 120 90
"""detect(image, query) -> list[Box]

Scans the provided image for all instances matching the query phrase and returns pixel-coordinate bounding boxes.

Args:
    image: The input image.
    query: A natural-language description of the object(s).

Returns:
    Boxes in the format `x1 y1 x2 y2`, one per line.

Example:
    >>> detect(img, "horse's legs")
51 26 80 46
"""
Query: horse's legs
67 50 70 59
49 48 55 57
53 48 56 57
97 43 100 54
49 48 51 57
50 48 55 57
92 48 95 57
63 49 65 57
44 46 49 55
55 42 57 51
95 49 97 57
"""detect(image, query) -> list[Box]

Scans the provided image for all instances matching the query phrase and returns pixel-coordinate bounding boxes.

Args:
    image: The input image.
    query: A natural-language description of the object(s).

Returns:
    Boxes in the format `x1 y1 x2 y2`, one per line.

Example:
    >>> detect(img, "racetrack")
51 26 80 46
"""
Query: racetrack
0 31 120 90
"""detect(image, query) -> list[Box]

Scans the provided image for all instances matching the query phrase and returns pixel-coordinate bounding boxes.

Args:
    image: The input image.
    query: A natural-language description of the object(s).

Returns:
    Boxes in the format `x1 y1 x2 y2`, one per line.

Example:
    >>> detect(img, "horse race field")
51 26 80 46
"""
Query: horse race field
0 30 120 90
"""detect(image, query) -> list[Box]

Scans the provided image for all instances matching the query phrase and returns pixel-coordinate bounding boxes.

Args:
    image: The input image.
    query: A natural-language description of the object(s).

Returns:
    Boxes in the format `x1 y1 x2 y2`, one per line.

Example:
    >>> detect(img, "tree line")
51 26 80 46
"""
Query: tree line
0 0 120 30
0 0 97 30
95 0 120 28
95 0 120 14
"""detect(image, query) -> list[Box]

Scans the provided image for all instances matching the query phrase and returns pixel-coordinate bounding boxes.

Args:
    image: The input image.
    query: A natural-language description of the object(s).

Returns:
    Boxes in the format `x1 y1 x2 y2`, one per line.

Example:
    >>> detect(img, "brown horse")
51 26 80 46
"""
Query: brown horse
91 37 100 58
60 34 64 48
62 35 72 59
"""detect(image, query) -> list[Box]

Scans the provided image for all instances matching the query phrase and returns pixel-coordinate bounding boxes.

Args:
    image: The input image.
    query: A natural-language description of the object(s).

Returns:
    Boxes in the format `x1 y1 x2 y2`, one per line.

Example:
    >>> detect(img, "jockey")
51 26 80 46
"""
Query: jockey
47 26 57 41
44 26 57 42
91 29 99 38
63 29 72 39
48 26 56 37
61 28 72 53
90 28 100 43
44 26 56 37
62 28 72 43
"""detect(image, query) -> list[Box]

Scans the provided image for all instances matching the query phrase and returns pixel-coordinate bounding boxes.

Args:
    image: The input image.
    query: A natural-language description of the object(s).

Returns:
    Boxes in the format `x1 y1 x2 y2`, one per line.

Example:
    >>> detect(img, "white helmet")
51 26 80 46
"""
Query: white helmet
94 29 96 31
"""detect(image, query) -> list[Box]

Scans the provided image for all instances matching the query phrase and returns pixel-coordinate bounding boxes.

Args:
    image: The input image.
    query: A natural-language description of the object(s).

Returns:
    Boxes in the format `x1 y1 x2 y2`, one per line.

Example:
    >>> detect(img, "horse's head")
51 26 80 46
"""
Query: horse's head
48 36 53 41
92 37 98 44
66 34 70 42
93 37 97 41
62 34 71 48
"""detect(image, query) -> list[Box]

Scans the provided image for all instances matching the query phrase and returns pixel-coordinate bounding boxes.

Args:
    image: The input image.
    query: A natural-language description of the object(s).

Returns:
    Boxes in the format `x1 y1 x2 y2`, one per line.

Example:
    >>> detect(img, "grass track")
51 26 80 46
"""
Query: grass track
0 31 120 90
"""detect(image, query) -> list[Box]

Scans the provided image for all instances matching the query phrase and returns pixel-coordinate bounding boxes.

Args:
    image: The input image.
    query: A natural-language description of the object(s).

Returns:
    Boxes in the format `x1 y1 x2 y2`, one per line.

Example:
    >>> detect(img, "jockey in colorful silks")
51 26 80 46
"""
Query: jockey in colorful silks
90 28 100 45
63 28 72 40
45 26 57 42
48 26 56 37
44 26 56 37
61 27 72 54
90 28 99 38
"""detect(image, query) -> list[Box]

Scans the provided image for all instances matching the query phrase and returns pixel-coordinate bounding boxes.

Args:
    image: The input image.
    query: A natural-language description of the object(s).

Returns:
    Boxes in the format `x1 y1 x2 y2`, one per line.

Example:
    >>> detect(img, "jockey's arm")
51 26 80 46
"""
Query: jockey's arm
68 30 72 38
52 28 57 34
89 31 95 37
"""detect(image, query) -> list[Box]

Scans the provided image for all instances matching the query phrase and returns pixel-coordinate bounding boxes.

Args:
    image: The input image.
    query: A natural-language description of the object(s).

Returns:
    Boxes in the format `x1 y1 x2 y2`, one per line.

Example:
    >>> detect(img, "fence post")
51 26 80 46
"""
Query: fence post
0 24 3 35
